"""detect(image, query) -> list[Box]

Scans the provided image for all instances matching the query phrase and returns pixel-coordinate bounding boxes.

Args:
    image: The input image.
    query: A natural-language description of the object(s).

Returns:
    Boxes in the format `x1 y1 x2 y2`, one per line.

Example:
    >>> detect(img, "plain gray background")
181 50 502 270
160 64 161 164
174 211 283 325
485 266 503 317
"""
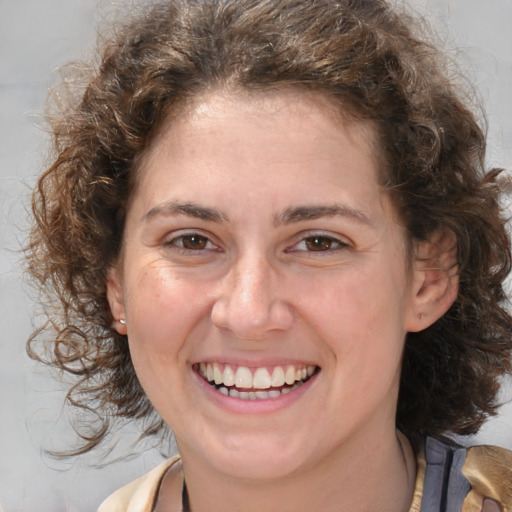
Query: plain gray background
1 1 511 511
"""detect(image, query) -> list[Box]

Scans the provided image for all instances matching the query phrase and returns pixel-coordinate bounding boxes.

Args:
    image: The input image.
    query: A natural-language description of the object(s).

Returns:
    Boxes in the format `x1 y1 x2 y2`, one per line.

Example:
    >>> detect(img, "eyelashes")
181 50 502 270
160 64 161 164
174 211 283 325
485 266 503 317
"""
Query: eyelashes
169 234 217 251
287 234 349 253
164 231 351 256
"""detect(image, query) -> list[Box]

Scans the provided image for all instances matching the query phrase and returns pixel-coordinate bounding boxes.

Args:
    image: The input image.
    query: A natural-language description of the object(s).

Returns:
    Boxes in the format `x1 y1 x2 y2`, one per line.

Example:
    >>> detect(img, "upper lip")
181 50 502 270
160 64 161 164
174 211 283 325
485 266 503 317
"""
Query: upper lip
192 357 319 368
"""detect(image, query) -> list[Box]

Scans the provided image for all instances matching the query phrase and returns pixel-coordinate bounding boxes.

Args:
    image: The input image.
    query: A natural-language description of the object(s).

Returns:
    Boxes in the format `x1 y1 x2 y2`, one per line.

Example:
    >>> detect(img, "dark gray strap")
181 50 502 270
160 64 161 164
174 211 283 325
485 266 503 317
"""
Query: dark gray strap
420 437 470 512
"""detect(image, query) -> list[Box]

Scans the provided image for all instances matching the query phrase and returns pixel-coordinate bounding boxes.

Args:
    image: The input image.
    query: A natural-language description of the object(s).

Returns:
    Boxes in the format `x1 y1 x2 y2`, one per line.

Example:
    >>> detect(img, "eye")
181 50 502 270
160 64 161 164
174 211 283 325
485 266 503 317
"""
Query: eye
286 233 349 253
303 236 341 251
167 233 217 251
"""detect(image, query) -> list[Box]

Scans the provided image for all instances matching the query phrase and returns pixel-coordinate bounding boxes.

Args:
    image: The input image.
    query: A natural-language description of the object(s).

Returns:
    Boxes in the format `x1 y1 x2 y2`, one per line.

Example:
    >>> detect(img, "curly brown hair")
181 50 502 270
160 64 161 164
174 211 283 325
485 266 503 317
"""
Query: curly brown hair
27 0 512 455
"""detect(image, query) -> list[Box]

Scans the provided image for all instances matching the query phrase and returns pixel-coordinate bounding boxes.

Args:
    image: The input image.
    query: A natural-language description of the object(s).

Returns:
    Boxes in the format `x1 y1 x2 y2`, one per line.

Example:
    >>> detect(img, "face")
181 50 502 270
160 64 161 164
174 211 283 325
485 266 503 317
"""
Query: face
108 90 429 481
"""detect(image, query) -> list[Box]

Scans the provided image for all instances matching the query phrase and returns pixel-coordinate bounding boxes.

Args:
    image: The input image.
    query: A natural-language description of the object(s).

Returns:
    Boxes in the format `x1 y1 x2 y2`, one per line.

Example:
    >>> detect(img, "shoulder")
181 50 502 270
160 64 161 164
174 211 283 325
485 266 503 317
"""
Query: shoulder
462 444 512 512
97 455 181 512
418 437 512 512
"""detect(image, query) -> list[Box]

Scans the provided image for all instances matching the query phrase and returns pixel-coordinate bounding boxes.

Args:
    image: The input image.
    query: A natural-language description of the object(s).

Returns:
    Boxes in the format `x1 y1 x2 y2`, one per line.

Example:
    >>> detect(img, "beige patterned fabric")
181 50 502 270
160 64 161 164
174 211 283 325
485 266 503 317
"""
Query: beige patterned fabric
97 456 180 512
462 445 512 512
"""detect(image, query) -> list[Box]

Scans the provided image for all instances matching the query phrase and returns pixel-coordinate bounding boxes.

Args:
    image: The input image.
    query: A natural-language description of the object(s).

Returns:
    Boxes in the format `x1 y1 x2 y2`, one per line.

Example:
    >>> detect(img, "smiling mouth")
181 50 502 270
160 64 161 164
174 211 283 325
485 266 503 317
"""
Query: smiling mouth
195 362 319 400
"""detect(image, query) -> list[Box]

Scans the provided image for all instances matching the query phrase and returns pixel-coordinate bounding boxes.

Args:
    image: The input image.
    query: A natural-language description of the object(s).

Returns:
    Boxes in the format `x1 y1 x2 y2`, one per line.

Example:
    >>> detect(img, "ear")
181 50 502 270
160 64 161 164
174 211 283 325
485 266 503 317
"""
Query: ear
406 229 459 332
106 266 127 335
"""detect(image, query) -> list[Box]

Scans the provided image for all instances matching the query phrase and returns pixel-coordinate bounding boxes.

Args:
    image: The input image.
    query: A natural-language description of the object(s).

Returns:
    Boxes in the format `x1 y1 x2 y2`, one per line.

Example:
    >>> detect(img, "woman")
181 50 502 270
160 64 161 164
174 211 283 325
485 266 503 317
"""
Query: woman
27 0 512 510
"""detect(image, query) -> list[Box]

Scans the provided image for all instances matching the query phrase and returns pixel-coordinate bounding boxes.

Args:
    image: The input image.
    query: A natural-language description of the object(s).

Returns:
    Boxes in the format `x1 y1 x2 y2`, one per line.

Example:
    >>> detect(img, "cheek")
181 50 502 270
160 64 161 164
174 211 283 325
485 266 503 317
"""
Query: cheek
293 263 410 397
124 265 209 364
312 268 408 410
123 268 201 406
302 266 408 334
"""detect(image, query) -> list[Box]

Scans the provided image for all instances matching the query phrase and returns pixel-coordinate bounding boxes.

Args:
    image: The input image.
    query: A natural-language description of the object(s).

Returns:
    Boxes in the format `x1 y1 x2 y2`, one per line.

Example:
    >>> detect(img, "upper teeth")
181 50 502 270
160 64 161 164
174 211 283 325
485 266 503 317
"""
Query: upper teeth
199 363 316 389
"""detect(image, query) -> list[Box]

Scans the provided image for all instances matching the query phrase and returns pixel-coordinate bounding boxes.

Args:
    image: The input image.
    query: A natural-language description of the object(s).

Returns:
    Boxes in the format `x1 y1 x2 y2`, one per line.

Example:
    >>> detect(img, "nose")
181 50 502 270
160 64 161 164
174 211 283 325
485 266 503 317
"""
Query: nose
210 254 293 340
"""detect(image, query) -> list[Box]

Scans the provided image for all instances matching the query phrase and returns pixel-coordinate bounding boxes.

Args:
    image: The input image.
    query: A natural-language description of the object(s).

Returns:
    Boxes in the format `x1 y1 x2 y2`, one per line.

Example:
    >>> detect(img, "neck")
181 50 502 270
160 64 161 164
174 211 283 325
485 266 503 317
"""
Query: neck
177 429 416 512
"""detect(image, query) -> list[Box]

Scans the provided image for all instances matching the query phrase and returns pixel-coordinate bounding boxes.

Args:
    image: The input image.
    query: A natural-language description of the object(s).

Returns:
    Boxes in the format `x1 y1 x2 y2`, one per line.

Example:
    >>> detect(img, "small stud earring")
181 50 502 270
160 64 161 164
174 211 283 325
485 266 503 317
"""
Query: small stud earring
119 319 126 325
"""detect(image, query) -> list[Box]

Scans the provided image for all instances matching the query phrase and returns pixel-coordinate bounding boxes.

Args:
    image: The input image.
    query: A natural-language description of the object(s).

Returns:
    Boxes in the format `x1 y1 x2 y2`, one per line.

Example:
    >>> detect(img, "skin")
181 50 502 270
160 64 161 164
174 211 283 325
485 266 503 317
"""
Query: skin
107 89 457 512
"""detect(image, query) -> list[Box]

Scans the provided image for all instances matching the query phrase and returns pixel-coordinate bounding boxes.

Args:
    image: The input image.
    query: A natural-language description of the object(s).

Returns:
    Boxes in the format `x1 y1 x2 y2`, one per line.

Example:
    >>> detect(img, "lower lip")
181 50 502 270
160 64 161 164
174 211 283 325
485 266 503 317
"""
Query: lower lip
193 370 319 414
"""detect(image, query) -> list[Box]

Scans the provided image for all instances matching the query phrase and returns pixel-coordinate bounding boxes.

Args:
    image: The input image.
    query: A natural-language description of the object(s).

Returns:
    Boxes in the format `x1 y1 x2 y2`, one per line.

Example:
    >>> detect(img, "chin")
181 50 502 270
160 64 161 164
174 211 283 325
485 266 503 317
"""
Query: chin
182 431 311 481
215 453 307 482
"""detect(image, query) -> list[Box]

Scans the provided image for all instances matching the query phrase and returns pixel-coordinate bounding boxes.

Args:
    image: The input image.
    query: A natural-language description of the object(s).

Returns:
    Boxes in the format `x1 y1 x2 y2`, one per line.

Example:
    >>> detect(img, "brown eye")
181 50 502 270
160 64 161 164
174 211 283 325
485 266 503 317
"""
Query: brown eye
304 236 336 251
180 234 209 250
165 232 221 254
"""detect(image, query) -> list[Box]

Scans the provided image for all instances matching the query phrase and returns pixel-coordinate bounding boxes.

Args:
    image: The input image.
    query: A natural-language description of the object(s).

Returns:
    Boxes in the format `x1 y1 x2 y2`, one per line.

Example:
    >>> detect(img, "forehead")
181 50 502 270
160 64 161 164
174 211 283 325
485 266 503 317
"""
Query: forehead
140 88 381 178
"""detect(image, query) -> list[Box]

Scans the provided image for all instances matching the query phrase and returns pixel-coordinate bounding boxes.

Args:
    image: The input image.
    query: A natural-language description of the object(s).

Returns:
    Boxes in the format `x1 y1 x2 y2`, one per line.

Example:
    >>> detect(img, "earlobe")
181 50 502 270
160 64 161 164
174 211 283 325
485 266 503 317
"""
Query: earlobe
106 267 127 335
406 230 459 333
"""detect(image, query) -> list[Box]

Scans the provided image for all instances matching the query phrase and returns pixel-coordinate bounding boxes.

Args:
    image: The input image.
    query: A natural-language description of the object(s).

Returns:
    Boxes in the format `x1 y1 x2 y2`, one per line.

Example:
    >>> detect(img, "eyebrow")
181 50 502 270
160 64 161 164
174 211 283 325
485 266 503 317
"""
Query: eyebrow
143 201 229 223
275 204 373 227
143 201 373 227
